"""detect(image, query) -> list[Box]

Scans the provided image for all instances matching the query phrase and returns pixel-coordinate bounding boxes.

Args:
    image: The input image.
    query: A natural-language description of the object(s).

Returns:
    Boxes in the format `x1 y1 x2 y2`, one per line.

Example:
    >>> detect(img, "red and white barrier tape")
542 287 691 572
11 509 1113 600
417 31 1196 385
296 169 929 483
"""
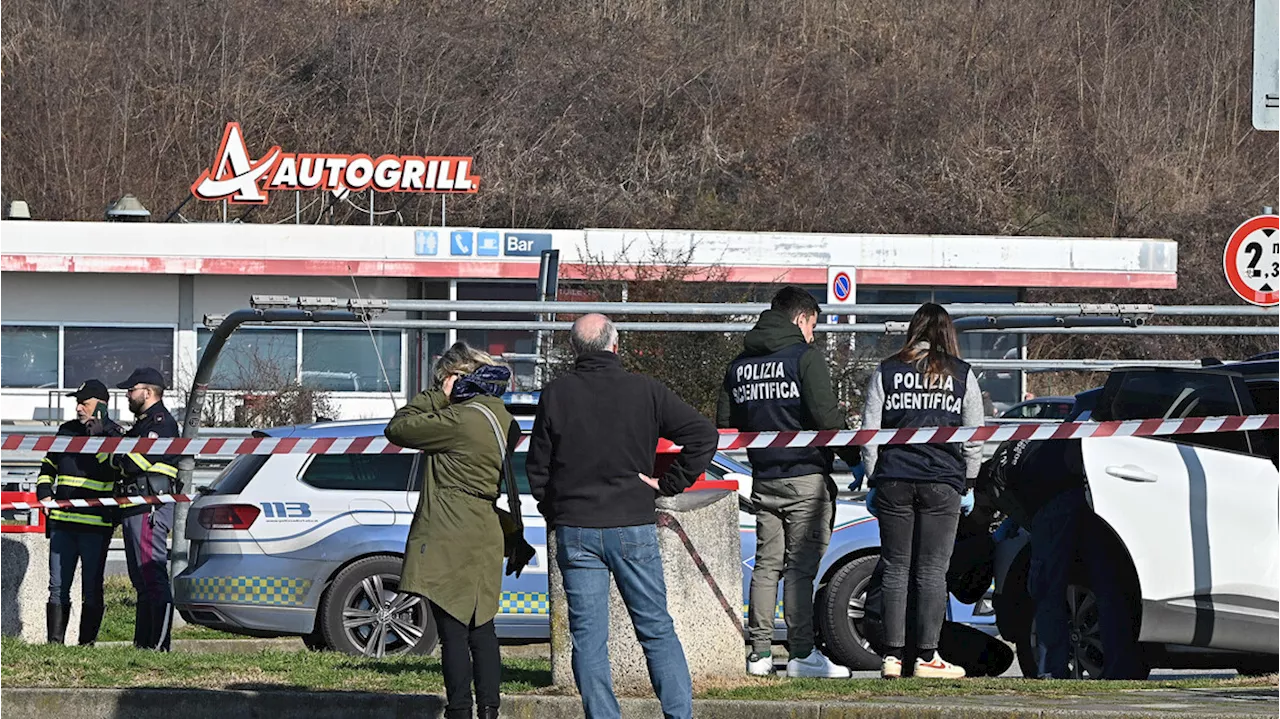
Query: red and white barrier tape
3 494 194 511
2 414 1275 457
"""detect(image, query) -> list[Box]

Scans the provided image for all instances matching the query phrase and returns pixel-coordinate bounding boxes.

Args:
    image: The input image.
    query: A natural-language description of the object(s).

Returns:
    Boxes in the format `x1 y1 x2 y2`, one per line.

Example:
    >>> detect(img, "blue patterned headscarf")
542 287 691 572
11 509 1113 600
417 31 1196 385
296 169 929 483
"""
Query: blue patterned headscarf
450 364 512 402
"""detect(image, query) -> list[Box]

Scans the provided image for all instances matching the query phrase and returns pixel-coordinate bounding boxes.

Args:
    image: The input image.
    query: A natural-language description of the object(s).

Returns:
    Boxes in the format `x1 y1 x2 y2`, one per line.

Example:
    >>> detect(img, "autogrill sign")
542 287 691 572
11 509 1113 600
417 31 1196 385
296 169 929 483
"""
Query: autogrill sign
191 122 480 204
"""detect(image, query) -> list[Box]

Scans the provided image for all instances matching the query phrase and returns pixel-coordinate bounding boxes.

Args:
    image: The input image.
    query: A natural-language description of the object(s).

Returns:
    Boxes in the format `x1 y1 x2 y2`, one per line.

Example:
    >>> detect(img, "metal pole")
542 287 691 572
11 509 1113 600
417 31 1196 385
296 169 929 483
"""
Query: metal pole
173 308 366 580
341 299 1279 318
233 318 1279 336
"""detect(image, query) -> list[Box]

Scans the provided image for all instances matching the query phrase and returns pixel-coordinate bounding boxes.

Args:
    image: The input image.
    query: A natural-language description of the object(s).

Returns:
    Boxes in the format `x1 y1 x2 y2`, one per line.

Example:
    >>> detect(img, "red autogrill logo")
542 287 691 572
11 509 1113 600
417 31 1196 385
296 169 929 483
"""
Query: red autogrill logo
190 122 480 204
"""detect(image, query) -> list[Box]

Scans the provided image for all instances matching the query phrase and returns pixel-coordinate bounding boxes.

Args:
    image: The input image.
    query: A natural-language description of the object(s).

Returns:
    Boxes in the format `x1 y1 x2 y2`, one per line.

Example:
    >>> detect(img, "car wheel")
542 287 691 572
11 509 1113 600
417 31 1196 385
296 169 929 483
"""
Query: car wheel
320 555 438 658
816 554 881 671
1025 583 1148 680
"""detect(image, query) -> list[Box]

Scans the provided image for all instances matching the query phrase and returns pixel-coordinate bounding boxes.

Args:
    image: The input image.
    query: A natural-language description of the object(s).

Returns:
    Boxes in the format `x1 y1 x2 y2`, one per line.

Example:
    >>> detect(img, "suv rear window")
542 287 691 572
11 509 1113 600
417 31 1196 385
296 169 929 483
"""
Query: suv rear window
206 455 270 495
1097 369 1256 455
301 455 416 491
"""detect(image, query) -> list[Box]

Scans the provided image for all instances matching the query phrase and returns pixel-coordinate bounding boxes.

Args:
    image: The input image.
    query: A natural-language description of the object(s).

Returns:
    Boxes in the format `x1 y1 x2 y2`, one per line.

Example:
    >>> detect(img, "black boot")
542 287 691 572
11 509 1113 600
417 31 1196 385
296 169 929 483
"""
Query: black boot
78 603 105 646
133 600 152 649
46 603 69 644
478 706 499 719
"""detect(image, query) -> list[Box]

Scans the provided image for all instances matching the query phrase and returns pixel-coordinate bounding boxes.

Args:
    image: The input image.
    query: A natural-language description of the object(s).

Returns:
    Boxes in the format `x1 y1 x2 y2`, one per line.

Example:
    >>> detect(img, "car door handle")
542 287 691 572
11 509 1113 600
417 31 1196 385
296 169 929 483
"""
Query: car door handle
1104 465 1159 483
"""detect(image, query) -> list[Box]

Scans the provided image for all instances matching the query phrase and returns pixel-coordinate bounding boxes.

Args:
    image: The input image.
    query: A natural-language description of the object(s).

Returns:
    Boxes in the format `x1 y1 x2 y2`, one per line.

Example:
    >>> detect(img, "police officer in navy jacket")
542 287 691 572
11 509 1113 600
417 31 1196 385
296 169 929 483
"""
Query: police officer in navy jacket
862 303 984 680
112 367 181 651
718 286 860 679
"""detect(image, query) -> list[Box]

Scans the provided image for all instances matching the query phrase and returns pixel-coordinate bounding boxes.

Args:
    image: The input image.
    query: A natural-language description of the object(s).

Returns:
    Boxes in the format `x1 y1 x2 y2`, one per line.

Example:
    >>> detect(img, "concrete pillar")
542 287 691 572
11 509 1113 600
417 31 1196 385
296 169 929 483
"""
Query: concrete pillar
549 490 743 693
2 534 82 644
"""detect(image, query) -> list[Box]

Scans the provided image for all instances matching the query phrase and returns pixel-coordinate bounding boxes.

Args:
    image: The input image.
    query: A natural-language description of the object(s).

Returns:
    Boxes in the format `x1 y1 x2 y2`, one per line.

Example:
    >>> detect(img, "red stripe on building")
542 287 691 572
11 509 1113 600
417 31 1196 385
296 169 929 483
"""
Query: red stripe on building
855 268 1177 289
2 254 1174 288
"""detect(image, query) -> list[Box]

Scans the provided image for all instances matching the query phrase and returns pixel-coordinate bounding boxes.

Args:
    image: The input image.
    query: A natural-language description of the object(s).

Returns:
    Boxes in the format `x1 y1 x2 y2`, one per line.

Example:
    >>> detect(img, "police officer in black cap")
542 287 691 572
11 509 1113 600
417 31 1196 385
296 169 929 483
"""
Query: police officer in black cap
112 367 181 651
36 379 123 645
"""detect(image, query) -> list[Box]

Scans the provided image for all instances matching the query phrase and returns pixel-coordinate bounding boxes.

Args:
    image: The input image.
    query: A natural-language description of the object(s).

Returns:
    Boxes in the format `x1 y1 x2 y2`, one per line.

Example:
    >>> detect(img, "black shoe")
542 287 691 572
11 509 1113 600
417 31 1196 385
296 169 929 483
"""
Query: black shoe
46 603 69 644
133 599 152 649
78 603 105 646
478 706 499 719
443 709 472 719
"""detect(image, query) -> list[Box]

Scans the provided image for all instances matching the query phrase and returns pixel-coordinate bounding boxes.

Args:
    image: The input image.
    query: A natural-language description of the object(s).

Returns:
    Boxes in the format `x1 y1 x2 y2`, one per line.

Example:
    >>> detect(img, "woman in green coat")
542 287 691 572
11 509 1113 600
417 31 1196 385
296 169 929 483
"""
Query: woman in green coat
385 342 517 719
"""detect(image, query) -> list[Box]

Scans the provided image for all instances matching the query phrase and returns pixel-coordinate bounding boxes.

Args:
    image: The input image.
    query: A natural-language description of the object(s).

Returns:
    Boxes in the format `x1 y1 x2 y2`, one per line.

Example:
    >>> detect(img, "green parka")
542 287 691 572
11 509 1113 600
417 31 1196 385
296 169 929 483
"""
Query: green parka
385 389 517 625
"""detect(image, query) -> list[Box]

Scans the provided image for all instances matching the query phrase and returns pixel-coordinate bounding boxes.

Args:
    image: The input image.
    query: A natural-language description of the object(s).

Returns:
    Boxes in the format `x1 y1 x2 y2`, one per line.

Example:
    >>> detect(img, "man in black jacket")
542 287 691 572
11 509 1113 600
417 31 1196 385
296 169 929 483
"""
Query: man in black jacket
527 313 716 719
112 367 181 651
37 379 123 646
718 286 859 678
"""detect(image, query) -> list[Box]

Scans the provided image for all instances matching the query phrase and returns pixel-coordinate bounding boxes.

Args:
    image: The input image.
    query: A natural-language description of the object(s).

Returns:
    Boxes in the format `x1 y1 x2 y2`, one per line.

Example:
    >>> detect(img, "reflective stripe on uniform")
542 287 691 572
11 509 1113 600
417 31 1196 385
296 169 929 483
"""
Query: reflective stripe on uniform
126 453 153 471
149 463 178 478
53 475 115 492
37 475 53 485
96 453 111 463
49 509 111 527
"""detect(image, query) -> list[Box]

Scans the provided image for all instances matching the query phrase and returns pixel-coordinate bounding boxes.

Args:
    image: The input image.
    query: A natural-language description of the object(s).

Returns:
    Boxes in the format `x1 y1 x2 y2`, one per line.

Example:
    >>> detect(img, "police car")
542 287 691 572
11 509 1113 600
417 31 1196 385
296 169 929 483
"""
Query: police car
175 413 993 664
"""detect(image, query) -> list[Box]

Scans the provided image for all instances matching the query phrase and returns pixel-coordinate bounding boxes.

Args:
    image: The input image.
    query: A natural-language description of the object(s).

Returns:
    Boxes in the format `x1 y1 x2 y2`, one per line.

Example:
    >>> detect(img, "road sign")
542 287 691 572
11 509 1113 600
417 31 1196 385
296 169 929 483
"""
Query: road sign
1256 0 1278 131
1224 214 1280 306
828 269 855 303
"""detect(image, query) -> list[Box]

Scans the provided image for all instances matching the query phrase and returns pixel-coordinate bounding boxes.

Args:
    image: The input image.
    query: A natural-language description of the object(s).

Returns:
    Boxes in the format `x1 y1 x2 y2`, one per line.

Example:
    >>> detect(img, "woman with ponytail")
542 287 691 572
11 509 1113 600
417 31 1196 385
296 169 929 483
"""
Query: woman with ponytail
861 303 984 680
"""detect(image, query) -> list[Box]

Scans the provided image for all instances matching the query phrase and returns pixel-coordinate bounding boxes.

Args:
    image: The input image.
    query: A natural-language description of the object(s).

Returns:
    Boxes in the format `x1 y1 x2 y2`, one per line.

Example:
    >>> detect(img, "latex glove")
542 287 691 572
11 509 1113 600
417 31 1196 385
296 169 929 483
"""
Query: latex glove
865 487 879 518
959 490 975 516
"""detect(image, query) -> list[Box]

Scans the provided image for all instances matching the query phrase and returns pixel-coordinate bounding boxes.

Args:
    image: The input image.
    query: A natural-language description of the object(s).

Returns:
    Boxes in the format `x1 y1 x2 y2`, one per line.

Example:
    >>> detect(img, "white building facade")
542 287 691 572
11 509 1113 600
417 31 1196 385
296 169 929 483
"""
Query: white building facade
0 220 1176 424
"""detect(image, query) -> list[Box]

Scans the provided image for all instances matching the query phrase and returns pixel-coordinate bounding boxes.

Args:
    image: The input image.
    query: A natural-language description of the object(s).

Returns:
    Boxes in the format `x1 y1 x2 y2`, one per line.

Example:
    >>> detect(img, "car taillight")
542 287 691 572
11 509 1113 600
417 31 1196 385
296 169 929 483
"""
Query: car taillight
198 504 260 530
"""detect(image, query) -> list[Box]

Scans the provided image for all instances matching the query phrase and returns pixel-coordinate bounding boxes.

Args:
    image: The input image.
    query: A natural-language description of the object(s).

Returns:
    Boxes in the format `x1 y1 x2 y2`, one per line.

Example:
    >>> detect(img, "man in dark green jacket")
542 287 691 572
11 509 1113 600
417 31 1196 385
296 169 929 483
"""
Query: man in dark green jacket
717 286 858 679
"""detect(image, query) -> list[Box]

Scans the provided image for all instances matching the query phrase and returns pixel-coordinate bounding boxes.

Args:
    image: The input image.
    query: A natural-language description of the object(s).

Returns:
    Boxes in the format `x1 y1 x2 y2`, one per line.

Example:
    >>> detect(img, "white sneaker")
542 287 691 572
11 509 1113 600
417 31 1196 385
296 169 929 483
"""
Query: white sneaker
881 656 902 679
746 652 773 676
786 649 852 679
914 654 966 679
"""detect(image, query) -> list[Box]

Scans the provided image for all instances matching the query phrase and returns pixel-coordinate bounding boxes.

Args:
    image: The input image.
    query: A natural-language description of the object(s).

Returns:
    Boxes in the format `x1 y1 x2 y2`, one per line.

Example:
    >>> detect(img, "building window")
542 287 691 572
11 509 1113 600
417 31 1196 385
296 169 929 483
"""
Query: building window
301 329 401 392
197 328 299 391
457 282 538 388
1 326 59 388
63 326 174 390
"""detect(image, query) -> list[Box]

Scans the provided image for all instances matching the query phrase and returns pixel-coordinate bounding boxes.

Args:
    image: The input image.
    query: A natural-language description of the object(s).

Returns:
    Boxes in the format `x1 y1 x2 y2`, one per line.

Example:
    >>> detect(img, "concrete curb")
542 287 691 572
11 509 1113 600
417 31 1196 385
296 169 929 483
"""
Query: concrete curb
2 687 1276 719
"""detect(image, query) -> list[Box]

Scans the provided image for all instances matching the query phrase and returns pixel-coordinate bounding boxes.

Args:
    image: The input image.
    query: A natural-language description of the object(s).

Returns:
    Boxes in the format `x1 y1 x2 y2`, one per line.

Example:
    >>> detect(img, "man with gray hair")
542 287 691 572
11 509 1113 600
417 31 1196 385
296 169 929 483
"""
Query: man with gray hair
527 313 717 719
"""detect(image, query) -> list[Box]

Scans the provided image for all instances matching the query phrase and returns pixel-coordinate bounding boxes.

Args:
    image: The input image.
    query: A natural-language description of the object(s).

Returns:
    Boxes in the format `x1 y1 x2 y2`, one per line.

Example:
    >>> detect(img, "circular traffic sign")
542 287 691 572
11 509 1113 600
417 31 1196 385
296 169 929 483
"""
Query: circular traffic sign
1223 215 1280 306
832 271 852 301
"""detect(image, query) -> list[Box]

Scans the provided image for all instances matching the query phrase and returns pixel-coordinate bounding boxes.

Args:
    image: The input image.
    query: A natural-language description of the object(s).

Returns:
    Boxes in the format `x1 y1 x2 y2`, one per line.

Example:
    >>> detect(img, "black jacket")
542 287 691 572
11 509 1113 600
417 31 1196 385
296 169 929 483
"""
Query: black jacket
37 417 125 533
113 400 181 506
526 352 718 528
716 309 858 479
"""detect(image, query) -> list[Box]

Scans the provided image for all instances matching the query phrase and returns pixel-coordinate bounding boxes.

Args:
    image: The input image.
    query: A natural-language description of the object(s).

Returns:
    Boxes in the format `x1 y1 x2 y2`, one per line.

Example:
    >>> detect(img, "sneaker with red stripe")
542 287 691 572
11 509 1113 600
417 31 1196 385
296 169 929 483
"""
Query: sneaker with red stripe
913 654 966 679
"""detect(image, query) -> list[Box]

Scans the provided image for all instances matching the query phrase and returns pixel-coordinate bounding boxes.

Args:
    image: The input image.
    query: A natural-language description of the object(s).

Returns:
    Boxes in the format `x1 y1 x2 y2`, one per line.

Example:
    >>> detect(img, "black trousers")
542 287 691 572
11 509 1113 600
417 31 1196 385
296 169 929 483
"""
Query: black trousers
875 479 961 654
430 601 500 717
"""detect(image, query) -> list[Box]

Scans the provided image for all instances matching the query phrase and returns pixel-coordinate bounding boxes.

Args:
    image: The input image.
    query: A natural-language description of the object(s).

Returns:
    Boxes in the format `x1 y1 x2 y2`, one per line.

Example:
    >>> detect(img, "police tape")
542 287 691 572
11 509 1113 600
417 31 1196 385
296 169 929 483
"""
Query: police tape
1 413 1275 458
3 494 194 511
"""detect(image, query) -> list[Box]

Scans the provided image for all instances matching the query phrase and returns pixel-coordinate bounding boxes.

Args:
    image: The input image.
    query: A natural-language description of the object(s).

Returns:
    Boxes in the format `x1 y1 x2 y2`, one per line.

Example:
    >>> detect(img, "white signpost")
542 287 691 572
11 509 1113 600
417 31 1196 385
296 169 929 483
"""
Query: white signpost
1256 0 1279 131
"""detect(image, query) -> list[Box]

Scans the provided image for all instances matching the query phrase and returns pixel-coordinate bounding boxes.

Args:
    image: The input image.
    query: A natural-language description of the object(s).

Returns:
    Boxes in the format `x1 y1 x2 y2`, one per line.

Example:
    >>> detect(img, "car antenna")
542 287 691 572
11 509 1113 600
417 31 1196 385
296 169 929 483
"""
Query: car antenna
349 267 401 414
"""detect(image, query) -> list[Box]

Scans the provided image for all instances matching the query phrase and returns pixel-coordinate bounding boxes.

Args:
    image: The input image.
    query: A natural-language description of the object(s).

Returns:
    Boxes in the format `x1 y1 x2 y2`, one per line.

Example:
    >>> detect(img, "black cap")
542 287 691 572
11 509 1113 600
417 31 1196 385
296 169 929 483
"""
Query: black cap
66 379 110 403
116 367 166 390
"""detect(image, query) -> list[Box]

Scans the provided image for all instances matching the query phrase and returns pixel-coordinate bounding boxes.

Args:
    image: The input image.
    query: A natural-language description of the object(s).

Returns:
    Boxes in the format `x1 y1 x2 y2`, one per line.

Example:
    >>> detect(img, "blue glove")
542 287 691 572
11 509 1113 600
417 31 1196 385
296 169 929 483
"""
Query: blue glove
959 490 975 516
865 487 879 518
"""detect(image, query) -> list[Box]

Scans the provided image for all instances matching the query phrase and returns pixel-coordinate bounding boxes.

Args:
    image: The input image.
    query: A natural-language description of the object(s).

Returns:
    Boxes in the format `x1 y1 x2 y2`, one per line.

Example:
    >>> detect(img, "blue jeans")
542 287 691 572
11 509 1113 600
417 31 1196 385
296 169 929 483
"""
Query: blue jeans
1030 488 1143 679
48 529 110 606
555 525 692 719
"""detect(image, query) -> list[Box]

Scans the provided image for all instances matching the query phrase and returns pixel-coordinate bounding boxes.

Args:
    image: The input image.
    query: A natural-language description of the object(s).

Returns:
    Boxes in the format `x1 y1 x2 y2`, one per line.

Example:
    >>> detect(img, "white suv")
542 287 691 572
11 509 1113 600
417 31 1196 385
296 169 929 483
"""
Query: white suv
991 358 1278 678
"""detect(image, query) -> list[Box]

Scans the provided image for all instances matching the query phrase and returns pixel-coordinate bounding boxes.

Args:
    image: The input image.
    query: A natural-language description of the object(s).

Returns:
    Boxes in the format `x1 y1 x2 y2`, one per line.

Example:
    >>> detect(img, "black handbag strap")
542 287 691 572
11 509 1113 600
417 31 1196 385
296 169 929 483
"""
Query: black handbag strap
469 403 524 532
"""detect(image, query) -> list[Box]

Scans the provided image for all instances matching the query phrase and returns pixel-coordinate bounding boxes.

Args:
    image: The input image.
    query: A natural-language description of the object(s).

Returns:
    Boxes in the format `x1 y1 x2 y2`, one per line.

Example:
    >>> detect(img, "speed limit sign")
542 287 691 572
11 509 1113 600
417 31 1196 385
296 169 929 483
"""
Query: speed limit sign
1224 215 1280 306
